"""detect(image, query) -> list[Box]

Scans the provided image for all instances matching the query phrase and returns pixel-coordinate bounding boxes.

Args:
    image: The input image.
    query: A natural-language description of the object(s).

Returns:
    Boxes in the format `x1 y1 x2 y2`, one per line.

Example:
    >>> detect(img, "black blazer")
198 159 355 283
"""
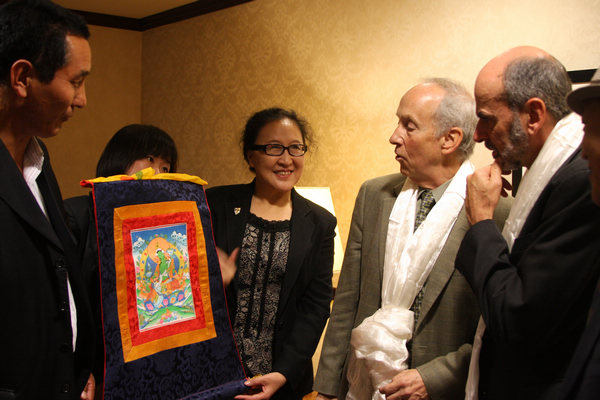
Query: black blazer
63 194 104 385
558 275 600 400
456 149 600 399
0 139 95 399
206 182 336 399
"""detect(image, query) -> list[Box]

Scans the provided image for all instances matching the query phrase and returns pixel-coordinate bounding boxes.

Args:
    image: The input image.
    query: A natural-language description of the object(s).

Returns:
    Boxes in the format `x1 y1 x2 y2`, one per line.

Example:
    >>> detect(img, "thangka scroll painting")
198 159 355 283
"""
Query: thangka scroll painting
83 169 247 399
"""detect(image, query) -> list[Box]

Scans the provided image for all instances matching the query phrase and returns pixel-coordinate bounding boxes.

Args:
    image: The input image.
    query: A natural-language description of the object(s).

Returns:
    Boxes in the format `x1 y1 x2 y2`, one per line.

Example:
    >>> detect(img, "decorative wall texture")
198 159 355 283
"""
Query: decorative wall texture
48 0 600 245
140 0 600 243
46 25 142 198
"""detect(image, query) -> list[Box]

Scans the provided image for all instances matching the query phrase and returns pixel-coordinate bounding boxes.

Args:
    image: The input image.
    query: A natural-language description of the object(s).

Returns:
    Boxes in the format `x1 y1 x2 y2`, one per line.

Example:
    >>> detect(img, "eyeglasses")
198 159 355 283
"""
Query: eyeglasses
250 143 307 157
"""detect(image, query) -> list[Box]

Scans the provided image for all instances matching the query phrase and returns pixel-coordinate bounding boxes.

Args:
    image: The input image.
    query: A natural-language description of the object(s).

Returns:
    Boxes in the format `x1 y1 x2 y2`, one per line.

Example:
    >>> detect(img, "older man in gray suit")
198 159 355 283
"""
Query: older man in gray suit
314 78 511 400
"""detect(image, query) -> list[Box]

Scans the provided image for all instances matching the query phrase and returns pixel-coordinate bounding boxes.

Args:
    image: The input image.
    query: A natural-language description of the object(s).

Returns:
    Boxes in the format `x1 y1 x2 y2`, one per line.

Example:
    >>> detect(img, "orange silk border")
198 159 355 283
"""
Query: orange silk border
113 201 216 363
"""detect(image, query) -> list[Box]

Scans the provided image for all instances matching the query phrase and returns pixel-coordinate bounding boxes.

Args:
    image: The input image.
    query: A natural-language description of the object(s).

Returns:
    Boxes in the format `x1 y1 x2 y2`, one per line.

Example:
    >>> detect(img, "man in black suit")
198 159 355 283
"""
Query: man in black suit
455 46 600 399
0 1 95 399
557 66 600 400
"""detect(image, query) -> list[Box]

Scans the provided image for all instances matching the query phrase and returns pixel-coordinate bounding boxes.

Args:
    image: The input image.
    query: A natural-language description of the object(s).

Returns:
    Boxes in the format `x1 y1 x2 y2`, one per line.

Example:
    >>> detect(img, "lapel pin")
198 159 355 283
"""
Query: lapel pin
234 207 241 215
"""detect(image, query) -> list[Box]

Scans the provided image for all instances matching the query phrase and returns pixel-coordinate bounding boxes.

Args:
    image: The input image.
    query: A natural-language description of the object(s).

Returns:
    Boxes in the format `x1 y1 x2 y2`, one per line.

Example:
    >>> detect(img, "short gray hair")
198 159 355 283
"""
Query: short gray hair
502 56 572 121
425 78 476 160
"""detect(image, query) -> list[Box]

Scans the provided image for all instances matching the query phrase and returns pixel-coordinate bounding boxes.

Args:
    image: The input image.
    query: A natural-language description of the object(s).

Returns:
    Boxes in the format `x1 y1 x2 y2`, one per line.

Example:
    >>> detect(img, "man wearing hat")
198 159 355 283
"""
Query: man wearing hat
568 68 600 204
557 66 600 400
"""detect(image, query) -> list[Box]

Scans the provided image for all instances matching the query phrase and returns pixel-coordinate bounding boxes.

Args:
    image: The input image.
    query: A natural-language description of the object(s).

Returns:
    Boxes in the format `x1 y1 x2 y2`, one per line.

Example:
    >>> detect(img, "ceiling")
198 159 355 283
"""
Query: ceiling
55 0 197 19
46 0 253 31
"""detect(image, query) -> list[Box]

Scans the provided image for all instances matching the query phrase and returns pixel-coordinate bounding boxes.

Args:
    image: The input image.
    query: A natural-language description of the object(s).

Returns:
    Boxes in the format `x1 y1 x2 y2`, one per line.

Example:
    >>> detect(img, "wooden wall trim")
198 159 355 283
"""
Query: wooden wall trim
0 0 252 32
569 69 596 84
73 11 143 31
139 0 252 30
74 0 253 31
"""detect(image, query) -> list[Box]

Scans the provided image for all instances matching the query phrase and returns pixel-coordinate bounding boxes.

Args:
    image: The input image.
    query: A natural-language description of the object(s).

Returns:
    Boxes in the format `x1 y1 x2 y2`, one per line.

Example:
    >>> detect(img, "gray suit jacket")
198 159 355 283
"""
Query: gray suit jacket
313 173 511 399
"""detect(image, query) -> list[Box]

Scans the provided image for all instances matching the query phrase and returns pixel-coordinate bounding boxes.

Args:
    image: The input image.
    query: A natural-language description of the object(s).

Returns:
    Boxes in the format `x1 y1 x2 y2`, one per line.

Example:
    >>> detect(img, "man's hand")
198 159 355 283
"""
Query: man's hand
465 162 512 225
379 369 429 400
216 247 239 287
235 372 287 399
315 394 338 400
80 373 95 400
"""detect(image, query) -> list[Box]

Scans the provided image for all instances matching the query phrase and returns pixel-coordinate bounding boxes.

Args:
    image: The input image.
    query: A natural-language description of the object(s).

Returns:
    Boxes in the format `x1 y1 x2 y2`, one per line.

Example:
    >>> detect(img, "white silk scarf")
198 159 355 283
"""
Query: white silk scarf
464 113 584 399
346 160 474 400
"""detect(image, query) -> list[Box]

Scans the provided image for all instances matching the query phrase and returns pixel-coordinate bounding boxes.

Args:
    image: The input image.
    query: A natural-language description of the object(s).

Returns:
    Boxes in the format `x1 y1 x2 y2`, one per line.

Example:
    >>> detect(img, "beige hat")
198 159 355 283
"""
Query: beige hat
567 67 600 115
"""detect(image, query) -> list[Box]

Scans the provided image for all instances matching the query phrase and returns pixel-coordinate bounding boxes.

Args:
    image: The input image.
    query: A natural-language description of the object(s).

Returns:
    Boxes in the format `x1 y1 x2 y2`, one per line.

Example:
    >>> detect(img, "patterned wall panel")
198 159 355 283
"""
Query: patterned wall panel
47 26 143 198
140 0 600 243
45 0 599 246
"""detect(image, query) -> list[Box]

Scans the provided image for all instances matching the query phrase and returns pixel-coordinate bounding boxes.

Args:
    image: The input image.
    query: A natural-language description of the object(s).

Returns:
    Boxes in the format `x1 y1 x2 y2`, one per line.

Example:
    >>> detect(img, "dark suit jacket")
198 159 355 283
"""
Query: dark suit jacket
0 139 95 400
63 194 104 385
456 149 600 400
313 173 511 400
206 182 337 400
558 275 600 400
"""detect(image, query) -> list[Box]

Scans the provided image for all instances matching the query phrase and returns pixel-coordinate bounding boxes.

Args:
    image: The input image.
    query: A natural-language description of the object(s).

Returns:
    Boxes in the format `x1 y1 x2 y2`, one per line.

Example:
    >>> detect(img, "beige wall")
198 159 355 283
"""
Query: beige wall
47 25 142 199
49 0 600 245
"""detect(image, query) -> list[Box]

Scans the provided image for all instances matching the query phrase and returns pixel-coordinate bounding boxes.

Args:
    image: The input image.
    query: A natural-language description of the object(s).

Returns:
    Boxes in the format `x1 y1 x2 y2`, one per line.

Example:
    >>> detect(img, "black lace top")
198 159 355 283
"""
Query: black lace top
233 213 291 376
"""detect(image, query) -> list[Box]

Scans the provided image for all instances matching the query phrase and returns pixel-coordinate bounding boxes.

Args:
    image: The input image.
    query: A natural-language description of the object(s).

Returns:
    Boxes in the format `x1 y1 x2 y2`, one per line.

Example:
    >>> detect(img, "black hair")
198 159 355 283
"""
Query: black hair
96 124 178 177
0 0 90 84
241 107 312 172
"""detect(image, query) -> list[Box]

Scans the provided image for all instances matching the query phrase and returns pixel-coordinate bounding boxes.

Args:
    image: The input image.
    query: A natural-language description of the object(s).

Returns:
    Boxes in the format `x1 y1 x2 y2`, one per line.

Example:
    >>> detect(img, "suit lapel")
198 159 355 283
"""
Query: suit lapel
224 202 249 252
519 147 581 239
416 206 469 331
377 181 404 284
37 169 74 251
564 284 600 393
224 183 253 252
38 162 95 339
0 139 62 250
279 190 313 314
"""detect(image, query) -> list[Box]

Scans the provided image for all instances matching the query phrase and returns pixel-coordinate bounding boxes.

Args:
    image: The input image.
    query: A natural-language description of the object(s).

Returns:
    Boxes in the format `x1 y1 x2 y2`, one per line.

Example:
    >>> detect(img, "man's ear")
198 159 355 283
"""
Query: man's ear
10 59 34 99
440 127 464 155
523 97 546 135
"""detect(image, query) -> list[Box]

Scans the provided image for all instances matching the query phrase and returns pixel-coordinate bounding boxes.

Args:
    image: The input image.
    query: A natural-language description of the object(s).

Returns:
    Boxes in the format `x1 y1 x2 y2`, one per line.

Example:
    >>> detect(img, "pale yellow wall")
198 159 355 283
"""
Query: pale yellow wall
39 0 599 380
47 25 142 199
140 0 600 245
47 0 599 245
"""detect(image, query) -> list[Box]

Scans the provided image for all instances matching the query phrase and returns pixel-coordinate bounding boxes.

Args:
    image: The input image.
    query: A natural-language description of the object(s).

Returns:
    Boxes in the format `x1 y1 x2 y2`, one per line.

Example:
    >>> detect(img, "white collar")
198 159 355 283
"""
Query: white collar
23 138 47 217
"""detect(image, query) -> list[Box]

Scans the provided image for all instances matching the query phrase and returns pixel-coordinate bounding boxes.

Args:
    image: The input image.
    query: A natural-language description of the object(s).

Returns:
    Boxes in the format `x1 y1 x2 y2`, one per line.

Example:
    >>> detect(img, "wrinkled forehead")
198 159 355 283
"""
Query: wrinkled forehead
397 83 445 116
61 35 92 75
474 62 505 105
